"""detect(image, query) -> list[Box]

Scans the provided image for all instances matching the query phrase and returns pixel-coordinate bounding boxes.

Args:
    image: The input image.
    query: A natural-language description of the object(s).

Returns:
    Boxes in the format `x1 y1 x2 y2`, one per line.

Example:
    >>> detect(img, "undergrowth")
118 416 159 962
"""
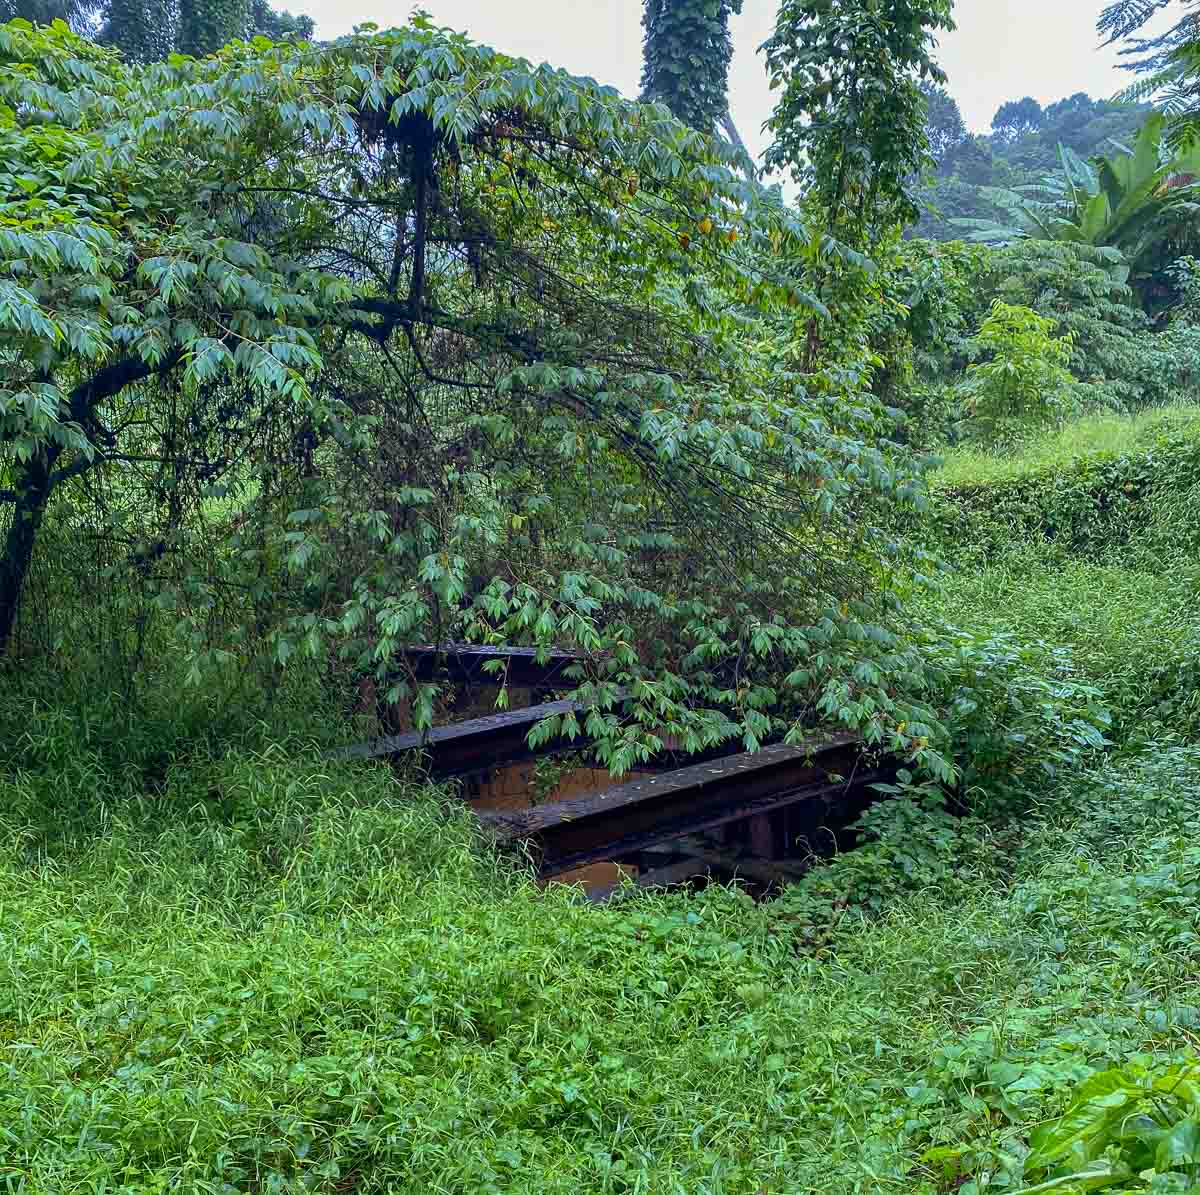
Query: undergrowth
2 404 1200 1192
2 678 1200 1193
933 405 1200 488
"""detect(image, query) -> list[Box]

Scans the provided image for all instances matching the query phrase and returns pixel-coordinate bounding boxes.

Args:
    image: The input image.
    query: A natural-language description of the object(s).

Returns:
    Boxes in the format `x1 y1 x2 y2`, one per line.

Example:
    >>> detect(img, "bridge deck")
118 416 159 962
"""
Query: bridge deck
479 731 880 875
336 698 585 776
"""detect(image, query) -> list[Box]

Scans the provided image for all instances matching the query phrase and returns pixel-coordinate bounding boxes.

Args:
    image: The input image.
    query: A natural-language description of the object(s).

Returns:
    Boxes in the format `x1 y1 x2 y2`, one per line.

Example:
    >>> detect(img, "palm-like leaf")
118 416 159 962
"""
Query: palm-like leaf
950 114 1200 289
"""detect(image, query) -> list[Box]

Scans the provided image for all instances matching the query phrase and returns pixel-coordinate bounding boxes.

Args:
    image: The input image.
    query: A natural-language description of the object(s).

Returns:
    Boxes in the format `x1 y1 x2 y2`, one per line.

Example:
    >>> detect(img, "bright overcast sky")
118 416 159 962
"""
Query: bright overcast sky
288 0 1177 163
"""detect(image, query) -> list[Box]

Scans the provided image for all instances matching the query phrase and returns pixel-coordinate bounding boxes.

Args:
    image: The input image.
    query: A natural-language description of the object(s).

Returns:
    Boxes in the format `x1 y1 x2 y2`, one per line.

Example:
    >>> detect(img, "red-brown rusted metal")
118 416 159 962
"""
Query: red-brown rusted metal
336 697 587 777
479 732 885 876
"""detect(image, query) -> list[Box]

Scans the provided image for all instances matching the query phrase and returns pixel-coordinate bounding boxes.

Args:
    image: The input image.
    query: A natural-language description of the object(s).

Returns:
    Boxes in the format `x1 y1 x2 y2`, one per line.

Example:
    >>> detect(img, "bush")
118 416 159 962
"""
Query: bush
931 409 1200 560
955 301 1079 445
924 551 1200 742
973 241 1177 411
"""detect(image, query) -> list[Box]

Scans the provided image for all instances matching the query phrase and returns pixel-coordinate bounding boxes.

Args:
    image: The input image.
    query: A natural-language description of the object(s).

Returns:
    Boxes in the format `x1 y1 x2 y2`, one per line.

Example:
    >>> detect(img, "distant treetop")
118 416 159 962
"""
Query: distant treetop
0 0 313 59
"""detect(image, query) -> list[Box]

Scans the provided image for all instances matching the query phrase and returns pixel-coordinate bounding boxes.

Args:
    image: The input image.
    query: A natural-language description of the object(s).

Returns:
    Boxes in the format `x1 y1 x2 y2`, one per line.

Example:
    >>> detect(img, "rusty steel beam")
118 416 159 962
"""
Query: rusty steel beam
532 771 888 877
337 686 739 780
584 857 709 903
480 732 883 876
671 836 811 886
336 698 588 776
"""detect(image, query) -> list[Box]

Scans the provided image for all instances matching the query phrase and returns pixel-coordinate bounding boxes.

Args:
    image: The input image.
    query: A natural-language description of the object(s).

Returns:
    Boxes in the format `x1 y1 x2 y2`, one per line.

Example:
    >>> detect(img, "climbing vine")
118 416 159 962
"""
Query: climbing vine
765 0 954 245
640 0 743 132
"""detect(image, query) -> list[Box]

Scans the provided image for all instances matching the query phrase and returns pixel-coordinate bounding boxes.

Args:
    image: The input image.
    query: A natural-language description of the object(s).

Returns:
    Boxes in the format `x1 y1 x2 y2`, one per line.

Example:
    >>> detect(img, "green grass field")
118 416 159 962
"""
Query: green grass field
932 404 1200 488
2 726 1199 1194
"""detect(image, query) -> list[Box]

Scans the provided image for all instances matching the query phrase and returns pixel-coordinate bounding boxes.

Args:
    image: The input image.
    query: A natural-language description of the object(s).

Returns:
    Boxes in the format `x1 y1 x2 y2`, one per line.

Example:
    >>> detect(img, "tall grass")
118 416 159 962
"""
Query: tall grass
933 404 1200 487
2 664 1200 1192
3 405 1200 1192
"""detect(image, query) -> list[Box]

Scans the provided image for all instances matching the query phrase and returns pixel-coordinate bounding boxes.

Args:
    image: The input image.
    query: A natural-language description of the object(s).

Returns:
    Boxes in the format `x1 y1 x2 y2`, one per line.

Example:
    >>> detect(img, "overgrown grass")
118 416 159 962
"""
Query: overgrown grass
4 406 1200 1192
933 404 1200 487
2 673 1200 1193
924 403 1200 743
921 545 1200 741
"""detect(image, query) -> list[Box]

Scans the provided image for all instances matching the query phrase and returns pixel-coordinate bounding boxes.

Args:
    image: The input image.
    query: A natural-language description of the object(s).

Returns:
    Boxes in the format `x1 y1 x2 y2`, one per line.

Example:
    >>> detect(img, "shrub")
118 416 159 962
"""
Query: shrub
973 241 1184 411
955 301 1078 444
931 409 1200 559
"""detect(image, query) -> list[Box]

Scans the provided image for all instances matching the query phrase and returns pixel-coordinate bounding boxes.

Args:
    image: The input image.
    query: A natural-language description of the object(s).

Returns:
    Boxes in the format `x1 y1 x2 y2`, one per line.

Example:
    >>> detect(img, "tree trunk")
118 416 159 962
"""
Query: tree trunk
719 107 756 180
0 444 61 654
0 355 172 654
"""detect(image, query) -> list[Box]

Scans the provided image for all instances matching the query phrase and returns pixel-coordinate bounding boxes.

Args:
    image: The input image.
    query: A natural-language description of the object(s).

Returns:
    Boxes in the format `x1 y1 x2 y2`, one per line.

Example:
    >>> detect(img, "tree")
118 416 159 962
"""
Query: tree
764 0 956 247
640 0 743 131
113 0 310 58
921 81 968 168
177 0 248 57
991 97 1044 143
0 18 944 774
0 0 310 59
100 0 172 60
247 0 310 42
762 0 954 384
954 136 996 185
0 0 97 28
639 0 753 174
910 82 971 236
911 90 1152 242
1101 0 1200 146
953 113 1200 311
956 301 1077 443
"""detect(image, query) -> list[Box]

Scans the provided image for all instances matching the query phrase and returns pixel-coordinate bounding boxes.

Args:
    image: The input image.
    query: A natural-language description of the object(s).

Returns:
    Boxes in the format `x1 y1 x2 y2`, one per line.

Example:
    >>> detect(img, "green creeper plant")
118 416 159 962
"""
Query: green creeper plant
176 0 249 57
640 0 743 133
764 0 955 247
99 0 171 59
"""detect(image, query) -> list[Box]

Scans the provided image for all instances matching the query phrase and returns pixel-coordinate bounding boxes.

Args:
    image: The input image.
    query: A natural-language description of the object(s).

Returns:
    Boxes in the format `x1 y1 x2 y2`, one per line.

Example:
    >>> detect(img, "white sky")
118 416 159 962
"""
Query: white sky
288 0 1177 164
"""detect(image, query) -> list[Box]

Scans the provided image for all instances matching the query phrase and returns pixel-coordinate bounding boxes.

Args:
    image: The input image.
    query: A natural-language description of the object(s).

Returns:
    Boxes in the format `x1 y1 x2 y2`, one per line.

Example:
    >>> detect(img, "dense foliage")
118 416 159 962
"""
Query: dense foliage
0 0 312 58
954 114 1200 313
639 0 743 134
913 91 1152 242
4 3 1200 1193
0 657 1196 1192
0 18 949 774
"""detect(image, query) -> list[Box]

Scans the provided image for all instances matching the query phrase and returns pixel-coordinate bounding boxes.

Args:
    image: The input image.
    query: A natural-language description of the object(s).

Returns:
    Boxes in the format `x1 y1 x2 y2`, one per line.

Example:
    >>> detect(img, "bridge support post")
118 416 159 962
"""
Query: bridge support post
747 812 781 859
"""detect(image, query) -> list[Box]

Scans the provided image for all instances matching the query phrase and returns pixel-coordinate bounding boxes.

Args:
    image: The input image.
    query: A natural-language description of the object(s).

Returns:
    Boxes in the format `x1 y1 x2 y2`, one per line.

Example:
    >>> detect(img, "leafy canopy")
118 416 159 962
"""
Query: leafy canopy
991 96 1044 143
0 17 946 774
764 0 955 245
